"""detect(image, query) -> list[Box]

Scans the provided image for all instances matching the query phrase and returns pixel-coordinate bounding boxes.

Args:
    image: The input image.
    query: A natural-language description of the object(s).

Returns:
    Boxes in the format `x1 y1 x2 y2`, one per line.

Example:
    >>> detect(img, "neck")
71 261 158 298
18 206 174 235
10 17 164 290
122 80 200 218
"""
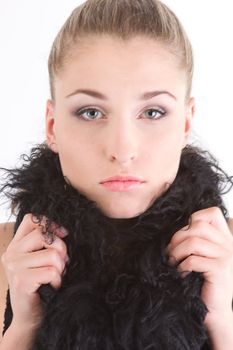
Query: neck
106 216 140 229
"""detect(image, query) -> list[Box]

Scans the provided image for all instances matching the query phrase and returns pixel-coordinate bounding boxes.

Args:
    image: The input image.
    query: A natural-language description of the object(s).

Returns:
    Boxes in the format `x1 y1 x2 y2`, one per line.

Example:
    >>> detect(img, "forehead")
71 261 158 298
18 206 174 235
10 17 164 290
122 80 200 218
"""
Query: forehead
55 35 186 98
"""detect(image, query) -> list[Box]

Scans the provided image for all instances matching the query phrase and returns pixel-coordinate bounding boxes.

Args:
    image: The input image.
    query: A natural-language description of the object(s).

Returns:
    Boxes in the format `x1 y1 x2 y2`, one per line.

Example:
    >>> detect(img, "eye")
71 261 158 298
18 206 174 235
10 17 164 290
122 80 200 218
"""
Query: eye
75 107 166 121
75 107 103 121
143 108 166 120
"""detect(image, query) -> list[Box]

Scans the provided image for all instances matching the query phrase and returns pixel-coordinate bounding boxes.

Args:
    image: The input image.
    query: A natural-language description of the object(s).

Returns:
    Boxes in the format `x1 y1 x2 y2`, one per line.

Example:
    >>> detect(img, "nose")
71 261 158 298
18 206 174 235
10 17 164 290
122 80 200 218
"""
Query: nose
105 118 138 164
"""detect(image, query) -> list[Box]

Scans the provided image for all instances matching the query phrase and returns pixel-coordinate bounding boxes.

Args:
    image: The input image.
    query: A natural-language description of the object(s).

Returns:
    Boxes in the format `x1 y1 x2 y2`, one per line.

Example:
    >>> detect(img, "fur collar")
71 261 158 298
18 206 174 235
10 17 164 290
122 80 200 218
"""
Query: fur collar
2 143 231 349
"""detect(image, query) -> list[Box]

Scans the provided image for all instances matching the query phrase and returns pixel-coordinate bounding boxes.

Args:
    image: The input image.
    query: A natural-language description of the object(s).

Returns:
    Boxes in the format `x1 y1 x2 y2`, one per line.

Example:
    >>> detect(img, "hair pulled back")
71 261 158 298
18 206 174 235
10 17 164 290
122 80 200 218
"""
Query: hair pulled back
48 0 193 101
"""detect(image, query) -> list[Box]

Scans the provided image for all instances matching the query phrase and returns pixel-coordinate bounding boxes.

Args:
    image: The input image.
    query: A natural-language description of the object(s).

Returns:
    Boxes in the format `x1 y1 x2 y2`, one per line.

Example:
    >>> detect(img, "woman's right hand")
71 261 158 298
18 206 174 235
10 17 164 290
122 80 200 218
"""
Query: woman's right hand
1 213 69 330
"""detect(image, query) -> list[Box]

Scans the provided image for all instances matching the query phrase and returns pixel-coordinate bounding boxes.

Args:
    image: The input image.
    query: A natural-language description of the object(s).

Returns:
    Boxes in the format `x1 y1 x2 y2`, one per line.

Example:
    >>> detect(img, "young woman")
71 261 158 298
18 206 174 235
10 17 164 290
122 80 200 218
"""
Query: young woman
0 0 233 349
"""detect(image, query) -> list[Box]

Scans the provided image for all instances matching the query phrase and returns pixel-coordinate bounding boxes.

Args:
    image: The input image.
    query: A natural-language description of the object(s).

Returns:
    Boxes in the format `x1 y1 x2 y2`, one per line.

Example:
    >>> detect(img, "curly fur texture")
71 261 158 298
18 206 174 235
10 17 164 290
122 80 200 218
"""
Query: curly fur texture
1 143 232 349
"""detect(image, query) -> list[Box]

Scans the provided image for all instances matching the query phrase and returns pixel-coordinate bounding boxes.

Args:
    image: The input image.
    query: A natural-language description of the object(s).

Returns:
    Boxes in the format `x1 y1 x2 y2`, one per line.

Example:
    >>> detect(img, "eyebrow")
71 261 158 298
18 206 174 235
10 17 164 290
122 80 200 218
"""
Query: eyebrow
65 89 177 101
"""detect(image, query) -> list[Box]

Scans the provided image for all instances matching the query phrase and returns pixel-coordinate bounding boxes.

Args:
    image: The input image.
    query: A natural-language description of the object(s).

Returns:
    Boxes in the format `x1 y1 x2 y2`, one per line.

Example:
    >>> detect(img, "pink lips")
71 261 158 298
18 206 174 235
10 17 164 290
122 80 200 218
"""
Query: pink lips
100 175 145 192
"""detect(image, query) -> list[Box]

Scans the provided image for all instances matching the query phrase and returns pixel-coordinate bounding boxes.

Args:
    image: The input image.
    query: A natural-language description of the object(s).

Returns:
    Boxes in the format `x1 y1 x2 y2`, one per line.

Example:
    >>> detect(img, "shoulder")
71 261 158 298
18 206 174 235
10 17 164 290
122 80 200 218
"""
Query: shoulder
0 222 14 339
0 222 14 256
0 221 14 240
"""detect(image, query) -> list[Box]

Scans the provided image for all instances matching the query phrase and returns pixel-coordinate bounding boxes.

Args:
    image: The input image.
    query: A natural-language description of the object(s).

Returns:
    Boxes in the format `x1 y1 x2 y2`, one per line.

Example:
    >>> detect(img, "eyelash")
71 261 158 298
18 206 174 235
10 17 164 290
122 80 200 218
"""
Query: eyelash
74 106 167 121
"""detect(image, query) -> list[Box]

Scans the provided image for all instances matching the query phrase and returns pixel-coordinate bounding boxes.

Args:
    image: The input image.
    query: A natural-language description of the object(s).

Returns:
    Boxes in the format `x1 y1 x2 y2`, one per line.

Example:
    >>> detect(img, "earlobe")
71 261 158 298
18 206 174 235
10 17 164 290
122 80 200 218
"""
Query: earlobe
45 99 58 153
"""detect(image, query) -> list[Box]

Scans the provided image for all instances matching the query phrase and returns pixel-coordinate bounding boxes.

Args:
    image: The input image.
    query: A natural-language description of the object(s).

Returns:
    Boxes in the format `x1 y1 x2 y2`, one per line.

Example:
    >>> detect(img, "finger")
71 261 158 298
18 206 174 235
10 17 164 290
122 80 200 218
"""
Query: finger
191 207 230 238
37 218 69 244
167 220 227 254
168 237 228 265
176 255 232 285
48 222 69 238
13 213 68 242
13 214 44 242
12 266 62 293
18 248 67 275
177 255 213 275
15 228 68 260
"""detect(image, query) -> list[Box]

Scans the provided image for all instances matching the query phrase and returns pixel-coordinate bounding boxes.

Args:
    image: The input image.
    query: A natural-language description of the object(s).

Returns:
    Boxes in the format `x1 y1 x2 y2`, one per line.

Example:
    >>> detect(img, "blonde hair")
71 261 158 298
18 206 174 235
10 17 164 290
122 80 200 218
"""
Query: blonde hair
48 0 193 101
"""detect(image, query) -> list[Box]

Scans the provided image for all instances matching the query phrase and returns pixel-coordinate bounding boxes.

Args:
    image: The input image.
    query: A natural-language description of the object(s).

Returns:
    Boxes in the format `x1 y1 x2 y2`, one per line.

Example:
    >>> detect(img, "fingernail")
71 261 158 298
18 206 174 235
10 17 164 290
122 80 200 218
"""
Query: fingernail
168 256 176 266
181 225 189 231
59 226 69 237
54 226 69 238
180 271 190 278
165 243 171 254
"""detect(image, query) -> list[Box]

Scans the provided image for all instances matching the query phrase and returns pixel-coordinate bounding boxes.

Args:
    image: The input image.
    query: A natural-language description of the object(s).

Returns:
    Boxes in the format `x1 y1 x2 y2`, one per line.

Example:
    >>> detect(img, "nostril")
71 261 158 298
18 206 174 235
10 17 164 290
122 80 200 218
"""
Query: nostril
110 154 135 163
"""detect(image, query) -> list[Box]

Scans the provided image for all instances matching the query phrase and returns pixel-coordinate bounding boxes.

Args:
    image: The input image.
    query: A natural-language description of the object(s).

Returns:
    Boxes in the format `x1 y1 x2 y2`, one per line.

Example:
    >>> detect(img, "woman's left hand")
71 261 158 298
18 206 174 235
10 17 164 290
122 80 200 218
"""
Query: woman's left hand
166 206 233 330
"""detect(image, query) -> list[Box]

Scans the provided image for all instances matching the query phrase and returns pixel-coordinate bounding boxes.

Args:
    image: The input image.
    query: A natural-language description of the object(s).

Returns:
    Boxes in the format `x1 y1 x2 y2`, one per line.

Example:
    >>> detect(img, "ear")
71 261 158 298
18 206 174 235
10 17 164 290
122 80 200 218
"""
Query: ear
45 99 58 153
182 97 195 148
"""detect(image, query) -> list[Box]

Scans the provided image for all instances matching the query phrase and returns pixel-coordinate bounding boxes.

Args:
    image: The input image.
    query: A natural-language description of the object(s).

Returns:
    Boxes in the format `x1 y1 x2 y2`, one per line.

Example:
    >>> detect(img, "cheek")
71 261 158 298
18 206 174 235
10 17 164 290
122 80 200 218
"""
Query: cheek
55 119 99 173
149 125 184 159
147 125 184 181
164 129 184 155
55 118 83 151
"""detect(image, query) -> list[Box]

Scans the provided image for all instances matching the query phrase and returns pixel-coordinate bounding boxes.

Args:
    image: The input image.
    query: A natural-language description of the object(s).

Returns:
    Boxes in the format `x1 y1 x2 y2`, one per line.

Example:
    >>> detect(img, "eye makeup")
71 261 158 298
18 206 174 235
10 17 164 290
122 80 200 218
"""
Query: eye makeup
71 105 168 122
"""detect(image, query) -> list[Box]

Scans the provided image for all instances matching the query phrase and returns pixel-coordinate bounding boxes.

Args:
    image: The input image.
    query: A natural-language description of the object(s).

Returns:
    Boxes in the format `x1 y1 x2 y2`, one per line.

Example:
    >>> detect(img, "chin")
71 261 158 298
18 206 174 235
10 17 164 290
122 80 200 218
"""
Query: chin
99 202 147 219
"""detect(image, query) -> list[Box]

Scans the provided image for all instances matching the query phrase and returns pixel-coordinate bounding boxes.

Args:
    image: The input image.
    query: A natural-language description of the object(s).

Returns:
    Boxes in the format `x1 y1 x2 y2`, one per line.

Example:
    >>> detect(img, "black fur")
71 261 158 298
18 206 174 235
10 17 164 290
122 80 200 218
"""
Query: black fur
1 143 232 349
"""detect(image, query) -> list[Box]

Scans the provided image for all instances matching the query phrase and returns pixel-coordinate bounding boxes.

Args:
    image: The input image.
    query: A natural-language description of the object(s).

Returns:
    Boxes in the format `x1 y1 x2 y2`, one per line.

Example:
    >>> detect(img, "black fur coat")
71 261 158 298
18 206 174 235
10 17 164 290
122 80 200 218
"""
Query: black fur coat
1 143 232 349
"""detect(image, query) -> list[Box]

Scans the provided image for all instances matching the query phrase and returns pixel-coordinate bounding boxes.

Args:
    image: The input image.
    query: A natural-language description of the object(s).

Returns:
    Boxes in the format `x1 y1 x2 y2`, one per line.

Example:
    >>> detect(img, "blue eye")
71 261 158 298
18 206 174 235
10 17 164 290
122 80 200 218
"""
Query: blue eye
75 107 166 121
76 108 103 121
144 108 166 120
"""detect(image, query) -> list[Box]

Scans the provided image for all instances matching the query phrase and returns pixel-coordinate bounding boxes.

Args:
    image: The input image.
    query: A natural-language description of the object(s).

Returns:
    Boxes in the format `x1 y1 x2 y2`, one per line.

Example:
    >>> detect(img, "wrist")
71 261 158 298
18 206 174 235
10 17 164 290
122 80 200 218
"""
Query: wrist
205 312 233 350
205 311 233 331
0 322 39 350
10 319 40 335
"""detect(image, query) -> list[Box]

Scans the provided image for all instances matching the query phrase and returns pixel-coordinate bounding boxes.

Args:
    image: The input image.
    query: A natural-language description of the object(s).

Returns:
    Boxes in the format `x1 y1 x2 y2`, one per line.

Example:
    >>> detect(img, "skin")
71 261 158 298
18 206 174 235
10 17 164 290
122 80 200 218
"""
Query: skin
45 35 233 348
1 35 232 349
46 35 194 219
167 207 233 340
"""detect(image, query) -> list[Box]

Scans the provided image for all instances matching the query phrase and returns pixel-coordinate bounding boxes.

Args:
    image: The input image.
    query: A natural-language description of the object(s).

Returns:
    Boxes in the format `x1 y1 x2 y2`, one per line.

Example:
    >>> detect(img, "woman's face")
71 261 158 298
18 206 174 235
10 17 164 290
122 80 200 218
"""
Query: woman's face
46 35 195 218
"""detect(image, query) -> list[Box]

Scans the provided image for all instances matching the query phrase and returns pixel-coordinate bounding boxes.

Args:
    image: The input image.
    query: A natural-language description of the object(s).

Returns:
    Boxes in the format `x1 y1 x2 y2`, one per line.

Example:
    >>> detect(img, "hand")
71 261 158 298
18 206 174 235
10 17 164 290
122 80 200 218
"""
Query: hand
1 213 69 329
166 207 233 330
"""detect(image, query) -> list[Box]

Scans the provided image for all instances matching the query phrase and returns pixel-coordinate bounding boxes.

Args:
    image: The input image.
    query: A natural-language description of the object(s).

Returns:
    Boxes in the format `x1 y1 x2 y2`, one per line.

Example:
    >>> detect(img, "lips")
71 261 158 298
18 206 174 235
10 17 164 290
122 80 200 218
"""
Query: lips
100 175 145 192
100 175 144 183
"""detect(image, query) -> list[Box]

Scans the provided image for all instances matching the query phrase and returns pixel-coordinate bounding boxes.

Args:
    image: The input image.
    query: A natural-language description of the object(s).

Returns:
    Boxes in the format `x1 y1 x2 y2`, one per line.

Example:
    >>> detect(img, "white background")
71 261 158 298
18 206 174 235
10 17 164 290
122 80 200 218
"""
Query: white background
0 0 232 222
